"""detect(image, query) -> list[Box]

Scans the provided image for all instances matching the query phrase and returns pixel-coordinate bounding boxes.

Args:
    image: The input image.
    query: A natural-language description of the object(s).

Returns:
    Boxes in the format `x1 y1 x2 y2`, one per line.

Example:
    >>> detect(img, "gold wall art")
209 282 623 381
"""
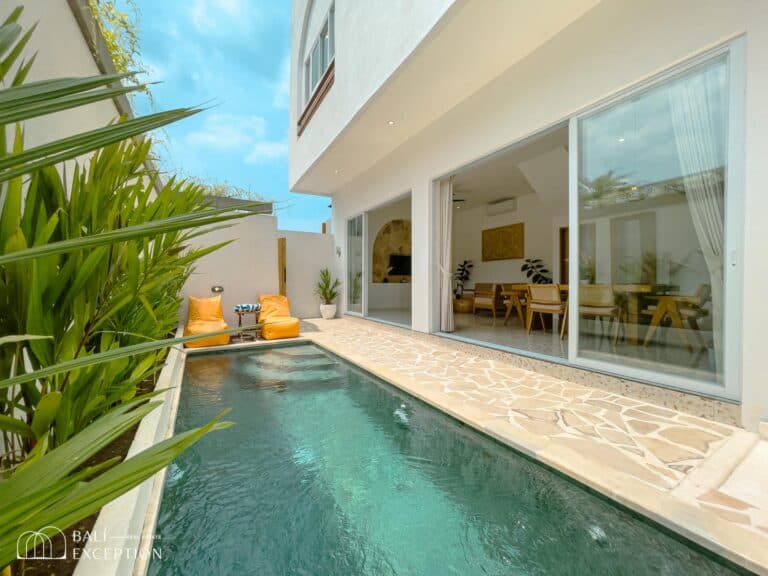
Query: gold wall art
372 219 411 282
481 223 524 261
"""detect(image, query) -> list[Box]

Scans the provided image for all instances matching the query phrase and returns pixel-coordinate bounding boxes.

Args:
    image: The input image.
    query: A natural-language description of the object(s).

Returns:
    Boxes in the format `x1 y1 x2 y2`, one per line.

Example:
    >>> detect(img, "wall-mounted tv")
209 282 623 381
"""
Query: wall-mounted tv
388 254 411 276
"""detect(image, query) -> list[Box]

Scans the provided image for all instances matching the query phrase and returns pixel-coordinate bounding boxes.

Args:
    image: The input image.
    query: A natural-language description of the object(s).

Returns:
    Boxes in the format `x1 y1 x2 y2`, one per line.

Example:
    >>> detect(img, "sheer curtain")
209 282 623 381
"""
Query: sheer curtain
439 179 454 332
668 62 726 375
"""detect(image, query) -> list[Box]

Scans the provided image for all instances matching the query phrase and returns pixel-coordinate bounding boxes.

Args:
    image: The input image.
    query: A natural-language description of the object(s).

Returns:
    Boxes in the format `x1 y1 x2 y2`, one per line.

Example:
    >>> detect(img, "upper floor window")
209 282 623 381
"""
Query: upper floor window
303 4 334 106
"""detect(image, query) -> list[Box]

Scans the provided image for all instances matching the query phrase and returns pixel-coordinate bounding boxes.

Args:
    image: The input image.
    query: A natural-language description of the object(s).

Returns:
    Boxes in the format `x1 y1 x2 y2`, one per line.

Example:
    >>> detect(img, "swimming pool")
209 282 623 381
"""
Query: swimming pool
148 343 744 575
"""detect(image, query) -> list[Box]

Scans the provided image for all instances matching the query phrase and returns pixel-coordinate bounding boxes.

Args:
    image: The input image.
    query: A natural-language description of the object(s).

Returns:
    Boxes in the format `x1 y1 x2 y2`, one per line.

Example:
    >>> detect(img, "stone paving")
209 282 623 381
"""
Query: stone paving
296 316 768 573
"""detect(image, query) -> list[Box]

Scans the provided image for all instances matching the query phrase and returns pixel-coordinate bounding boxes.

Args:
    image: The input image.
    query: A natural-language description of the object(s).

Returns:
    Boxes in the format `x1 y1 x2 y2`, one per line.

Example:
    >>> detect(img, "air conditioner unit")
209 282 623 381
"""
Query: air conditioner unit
486 197 517 216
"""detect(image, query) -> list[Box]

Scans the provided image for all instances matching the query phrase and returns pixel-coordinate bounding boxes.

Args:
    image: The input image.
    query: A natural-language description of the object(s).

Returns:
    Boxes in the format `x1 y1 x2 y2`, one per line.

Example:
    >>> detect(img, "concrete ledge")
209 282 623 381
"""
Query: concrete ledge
73 340 187 576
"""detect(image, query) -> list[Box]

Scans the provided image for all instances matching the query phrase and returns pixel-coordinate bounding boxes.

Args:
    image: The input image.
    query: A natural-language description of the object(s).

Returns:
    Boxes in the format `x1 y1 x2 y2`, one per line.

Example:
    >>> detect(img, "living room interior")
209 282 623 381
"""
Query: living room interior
366 193 412 327
447 125 569 358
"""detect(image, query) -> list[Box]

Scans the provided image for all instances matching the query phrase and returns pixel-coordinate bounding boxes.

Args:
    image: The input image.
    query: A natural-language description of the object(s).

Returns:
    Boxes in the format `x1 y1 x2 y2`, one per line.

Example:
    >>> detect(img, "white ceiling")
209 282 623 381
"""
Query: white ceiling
451 125 568 209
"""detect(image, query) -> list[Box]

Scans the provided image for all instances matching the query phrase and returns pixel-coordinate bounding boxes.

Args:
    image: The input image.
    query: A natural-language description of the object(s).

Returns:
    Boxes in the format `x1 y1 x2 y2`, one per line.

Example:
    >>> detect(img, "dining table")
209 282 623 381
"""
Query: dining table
642 293 698 351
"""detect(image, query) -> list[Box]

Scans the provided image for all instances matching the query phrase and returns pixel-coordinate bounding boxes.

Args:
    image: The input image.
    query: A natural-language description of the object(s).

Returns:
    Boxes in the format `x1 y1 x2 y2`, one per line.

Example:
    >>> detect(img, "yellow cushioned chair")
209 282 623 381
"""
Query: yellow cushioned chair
259 294 300 340
184 295 230 348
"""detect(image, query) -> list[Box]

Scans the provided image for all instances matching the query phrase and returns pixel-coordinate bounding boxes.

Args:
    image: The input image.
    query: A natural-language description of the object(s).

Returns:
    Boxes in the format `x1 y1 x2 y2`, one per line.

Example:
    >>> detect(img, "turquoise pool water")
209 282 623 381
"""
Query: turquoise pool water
149 344 744 575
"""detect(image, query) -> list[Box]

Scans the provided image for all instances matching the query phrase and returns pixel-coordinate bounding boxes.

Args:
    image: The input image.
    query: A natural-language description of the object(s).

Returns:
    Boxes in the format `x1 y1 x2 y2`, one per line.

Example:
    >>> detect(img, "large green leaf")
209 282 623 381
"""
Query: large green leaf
0 206 253 265
31 392 61 438
0 82 143 124
0 72 133 107
0 326 258 390
0 108 202 183
0 410 232 567
0 334 51 346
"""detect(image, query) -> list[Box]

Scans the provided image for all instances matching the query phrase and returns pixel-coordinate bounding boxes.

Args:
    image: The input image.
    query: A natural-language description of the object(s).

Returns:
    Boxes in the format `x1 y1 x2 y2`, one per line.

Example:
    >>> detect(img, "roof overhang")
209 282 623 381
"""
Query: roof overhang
291 0 602 197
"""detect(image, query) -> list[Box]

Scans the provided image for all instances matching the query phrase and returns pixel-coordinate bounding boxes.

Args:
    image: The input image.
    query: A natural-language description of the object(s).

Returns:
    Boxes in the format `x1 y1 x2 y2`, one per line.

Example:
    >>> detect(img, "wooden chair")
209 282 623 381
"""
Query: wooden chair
472 283 502 325
502 283 527 325
526 284 568 339
579 284 621 344
678 284 712 349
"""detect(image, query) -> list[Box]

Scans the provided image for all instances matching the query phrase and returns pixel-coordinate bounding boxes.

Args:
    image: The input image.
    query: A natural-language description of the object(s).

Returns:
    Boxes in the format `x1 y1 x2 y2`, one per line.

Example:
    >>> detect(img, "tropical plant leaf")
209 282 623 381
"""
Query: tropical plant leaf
0 328 244 390
0 206 253 265
0 334 51 346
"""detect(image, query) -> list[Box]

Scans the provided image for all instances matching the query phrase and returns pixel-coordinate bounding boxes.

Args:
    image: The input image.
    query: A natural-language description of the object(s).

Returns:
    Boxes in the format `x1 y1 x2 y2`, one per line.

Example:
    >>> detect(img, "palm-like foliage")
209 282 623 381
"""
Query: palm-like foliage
314 268 341 305
0 6 260 568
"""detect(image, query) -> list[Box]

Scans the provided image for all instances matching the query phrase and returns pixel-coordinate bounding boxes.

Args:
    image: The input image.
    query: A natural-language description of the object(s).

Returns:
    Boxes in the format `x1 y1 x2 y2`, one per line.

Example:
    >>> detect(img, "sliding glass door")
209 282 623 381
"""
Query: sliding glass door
570 41 742 398
347 215 364 314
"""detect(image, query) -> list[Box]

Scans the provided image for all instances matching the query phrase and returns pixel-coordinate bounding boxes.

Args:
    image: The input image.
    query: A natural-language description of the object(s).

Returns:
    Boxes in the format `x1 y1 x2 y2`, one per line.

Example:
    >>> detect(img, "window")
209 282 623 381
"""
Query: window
303 5 335 107
574 50 736 392
347 215 363 314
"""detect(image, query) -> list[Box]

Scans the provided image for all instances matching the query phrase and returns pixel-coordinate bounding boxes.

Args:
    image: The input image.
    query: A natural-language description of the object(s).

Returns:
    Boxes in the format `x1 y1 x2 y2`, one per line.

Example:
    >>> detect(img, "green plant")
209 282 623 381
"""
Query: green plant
351 271 362 305
521 258 552 284
314 268 341 305
454 260 473 298
0 7 258 565
88 0 148 98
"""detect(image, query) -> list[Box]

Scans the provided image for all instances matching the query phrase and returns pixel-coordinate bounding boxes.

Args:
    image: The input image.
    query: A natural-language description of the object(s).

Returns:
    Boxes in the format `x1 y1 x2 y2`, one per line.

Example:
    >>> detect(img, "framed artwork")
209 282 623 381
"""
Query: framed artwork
481 223 524 261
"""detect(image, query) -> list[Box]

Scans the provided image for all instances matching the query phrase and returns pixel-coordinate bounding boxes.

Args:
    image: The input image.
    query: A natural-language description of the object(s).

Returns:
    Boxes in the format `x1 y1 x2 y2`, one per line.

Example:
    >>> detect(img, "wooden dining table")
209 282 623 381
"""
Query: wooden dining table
642 293 699 351
610 284 653 345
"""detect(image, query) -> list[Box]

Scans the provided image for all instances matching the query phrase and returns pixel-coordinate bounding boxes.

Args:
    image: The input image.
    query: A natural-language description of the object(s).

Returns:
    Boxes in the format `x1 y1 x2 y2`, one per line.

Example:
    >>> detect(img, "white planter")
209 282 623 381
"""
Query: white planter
320 303 337 319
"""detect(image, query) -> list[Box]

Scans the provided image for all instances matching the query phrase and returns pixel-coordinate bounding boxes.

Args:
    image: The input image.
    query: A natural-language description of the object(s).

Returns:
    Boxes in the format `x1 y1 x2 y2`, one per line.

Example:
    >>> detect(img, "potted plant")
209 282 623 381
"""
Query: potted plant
315 268 341 319
454 260 473 298
521 258 552 284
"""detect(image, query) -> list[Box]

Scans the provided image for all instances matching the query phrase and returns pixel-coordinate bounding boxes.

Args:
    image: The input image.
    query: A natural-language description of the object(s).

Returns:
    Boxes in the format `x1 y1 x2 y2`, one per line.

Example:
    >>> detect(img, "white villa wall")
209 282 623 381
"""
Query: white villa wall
183 216 280 328
279 229 335 318
325 0 768 428
8 1 121 149
453 194 567 288
290 0 455 183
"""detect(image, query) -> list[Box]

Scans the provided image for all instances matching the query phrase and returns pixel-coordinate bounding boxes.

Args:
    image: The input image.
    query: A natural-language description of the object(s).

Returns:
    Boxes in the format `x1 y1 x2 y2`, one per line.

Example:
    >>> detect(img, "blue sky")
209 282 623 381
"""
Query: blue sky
131 0 330 232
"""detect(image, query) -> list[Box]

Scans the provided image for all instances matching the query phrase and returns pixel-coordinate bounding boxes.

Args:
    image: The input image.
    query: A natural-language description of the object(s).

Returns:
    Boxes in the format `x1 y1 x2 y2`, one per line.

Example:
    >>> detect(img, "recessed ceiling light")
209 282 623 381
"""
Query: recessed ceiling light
334 169 342 175
618 137 625 143
387 120 396 126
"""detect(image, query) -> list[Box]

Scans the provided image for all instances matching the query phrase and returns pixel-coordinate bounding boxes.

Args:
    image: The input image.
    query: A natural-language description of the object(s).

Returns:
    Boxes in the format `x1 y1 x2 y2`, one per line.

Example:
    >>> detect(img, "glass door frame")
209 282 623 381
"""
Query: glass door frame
567 37 745 401
345 213 368 318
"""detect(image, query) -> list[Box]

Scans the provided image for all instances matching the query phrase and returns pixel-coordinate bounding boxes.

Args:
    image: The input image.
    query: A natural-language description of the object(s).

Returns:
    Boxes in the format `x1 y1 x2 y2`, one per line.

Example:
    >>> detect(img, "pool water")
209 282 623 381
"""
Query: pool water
149 344 743 576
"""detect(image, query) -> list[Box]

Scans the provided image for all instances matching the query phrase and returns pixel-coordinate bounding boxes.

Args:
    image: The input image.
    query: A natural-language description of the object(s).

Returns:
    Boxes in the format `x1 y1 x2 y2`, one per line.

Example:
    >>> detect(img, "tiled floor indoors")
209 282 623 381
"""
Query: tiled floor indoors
292 316 768 573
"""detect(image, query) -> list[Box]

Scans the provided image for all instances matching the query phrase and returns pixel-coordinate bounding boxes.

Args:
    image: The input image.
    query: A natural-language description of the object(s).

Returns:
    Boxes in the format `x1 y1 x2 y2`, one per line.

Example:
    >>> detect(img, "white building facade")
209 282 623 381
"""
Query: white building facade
289 0 768 431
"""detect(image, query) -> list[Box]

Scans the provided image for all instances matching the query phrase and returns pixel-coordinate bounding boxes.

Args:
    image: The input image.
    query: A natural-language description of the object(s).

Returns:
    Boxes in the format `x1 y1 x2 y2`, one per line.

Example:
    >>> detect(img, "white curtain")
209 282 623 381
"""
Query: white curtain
439 178 454 332
668 63 726 374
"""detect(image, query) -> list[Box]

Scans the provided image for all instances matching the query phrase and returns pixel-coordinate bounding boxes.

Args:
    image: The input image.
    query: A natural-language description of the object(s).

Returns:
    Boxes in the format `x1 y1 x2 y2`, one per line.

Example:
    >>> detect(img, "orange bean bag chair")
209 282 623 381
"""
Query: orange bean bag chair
259 294 300 340
184 295 230 348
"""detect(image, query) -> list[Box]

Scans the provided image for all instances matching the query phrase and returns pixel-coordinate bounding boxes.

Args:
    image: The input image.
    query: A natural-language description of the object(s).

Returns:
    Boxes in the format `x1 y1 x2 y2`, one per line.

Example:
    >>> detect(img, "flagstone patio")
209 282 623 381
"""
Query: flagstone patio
295 316 768 574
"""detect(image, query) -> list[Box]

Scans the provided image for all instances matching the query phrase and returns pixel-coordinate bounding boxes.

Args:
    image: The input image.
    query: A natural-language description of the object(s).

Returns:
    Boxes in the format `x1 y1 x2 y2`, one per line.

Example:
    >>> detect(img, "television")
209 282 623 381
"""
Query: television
388 254 411 276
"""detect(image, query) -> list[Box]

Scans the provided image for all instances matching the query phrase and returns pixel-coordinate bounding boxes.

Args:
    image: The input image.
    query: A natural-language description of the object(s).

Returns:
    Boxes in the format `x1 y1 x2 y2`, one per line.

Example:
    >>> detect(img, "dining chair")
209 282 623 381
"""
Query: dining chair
501 283 527 325
472 283 502 325
579 284 621 344
526 284 568 339
678 283 712 349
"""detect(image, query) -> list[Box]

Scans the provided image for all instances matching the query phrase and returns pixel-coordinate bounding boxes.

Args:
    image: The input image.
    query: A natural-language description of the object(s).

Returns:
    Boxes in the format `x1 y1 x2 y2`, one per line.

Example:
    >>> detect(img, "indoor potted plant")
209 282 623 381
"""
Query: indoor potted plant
315 267 342 319
454 260 473 299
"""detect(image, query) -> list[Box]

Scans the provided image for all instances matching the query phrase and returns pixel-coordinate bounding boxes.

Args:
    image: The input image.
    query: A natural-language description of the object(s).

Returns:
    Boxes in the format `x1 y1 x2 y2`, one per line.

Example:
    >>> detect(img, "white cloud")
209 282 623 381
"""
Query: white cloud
141 58 166 83
190 0 247 31
271 55 290 110
245 140 288 163
186 113 266 150
186 113 286 163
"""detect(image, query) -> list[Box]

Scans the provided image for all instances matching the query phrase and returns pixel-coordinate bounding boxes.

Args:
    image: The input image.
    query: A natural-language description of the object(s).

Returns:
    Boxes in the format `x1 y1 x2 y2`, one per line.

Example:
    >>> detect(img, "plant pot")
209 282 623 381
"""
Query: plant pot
320 303 337 319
